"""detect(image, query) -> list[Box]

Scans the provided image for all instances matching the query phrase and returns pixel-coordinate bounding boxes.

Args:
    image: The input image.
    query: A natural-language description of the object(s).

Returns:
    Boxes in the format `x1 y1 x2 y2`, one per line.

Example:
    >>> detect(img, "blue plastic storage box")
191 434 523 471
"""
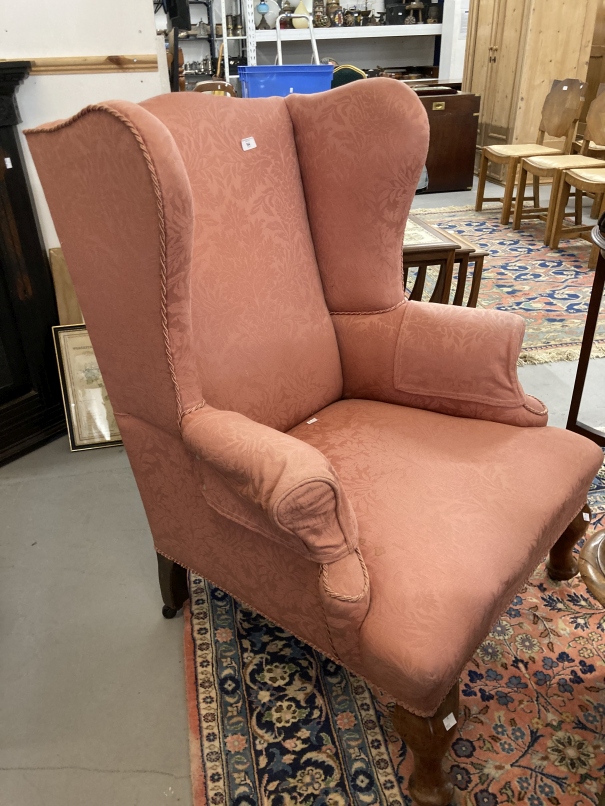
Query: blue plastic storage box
238 65 334 98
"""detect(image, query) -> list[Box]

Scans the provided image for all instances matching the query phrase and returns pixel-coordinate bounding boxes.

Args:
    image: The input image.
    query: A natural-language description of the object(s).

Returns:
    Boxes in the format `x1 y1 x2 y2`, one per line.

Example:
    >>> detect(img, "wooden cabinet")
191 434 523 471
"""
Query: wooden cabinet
463 0 598 181
418 91 481 192
0 62 65 465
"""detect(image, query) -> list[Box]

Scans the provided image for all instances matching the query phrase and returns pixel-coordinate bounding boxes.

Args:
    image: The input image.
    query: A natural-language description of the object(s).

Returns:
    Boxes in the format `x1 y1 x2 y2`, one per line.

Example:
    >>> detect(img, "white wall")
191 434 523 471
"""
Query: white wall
0 0 169 248
439 0 469 82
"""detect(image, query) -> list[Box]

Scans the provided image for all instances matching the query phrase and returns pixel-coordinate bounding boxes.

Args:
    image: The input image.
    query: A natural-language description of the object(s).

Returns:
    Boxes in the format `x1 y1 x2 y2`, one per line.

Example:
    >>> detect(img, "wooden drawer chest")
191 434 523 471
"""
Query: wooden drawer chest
417 91 481 193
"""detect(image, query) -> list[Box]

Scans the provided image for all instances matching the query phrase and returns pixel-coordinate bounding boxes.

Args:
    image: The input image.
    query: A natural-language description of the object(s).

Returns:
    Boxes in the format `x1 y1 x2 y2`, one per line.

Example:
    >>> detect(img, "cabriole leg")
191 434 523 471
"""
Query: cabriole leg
546 504 591 581
157 552 189 618
393 681 459 806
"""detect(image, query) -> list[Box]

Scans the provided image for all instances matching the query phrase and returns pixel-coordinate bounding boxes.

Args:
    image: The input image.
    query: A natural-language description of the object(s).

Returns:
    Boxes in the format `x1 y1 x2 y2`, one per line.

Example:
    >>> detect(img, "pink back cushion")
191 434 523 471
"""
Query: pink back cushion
140 93 343 431
286 79 429 313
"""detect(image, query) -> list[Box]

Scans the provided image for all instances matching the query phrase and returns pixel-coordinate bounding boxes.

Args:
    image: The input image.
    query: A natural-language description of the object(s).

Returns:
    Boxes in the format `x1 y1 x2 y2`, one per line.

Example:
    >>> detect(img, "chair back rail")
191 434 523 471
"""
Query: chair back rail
584 83 605 149
539 78 586 148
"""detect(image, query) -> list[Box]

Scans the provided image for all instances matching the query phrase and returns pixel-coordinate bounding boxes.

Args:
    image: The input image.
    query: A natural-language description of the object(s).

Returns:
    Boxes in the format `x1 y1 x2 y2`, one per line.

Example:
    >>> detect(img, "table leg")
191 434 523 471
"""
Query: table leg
411 263 428 301
439 251 455 304
467 256 484 308
453 256 469 306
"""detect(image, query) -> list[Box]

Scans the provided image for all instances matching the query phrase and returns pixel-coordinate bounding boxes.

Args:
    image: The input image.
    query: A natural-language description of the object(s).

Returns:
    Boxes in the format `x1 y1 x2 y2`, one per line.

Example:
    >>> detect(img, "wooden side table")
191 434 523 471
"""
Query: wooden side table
403 215 486 306
446 231 488 308
403 215 459 304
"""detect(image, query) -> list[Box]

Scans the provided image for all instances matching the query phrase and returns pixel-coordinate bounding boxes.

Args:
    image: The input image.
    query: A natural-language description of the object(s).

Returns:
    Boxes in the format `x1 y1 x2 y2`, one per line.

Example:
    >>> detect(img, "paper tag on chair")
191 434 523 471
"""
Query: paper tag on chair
241 137 257 151
583 511 591 522
443 713 457 731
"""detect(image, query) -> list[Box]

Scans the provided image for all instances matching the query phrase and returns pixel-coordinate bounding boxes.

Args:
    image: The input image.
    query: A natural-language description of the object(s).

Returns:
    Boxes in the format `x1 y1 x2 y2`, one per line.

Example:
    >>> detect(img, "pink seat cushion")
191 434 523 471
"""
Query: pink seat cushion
289 399 603 715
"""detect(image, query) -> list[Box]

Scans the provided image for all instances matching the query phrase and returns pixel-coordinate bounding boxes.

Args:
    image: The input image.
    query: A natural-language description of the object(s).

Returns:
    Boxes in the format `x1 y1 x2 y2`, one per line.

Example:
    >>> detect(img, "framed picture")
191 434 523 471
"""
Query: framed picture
52 324 122 452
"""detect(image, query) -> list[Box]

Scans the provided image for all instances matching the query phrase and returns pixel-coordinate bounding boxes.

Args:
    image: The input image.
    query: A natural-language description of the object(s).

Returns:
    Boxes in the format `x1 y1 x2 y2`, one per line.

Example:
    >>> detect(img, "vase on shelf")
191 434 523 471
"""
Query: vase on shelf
256 0 271 29
292 0 310 27
313 0 331 27
280 0 294 27
326 0 344 26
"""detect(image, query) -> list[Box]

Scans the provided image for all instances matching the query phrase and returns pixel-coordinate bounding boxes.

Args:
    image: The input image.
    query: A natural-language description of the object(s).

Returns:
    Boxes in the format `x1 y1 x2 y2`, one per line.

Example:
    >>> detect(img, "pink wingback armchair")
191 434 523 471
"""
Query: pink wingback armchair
26 80 603 806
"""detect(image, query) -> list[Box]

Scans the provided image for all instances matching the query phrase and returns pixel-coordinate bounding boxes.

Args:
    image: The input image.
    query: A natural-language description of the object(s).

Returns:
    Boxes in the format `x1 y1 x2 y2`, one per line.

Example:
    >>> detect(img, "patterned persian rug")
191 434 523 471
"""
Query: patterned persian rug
410 205 605 366
185 458 605 806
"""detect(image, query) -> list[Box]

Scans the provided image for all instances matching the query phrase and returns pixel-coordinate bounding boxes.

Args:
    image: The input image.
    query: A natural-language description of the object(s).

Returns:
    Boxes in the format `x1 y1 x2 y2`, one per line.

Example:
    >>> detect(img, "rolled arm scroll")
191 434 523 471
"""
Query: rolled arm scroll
182 405 358 563
332 301 547 427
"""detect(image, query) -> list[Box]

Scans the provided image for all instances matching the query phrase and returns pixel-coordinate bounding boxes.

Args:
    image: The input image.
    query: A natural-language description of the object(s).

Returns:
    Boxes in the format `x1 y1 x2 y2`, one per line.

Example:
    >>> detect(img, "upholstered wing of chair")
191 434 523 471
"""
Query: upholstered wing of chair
26 80 603 806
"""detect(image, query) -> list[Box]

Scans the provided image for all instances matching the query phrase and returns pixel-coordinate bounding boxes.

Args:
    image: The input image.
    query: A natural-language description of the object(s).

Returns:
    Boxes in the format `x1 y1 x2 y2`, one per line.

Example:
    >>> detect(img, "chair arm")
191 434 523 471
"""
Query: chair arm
181 405 358 563
333 301 548 427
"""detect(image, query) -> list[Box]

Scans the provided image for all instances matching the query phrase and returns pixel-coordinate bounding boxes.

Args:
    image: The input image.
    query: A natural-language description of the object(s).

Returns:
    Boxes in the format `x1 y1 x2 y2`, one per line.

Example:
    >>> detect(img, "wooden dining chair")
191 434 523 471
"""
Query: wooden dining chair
476 79 586 226
572 132 605 217
512 85 605 245
550 167 605 267
193 79 236 96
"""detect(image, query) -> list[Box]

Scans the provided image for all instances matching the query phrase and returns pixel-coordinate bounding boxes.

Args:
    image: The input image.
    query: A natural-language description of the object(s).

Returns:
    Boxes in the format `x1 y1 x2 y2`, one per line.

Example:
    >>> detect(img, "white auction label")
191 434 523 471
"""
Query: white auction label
443 712 457 731
241 137 257 151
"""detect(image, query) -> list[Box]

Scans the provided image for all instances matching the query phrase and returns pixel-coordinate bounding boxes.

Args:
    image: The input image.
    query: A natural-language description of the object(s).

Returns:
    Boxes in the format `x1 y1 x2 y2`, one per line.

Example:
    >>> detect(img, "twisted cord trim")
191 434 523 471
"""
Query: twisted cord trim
27 105 186 421
330 300 405 316
320 548 370 603
182 401 206 418
523 396 548 416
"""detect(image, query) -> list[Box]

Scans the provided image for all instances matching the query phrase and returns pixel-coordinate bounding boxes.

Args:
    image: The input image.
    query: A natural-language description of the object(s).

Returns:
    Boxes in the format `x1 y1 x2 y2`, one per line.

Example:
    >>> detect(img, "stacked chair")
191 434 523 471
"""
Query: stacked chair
512 85 605 246
476 79 587 226
548 87 605 266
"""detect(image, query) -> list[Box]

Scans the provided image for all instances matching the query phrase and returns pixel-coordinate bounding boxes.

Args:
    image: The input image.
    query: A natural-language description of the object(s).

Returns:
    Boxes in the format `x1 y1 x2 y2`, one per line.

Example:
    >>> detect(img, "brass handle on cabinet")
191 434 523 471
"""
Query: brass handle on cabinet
432 101 446 111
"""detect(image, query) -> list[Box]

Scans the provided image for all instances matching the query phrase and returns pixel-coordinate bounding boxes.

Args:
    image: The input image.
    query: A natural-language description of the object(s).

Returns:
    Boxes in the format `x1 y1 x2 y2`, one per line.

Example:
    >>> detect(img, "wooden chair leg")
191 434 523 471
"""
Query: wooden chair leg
544 172 563 246
550 175 571 250
475 151 489 212
533 174 540 210
467 255 483 307
512 165 528 230
546 504 591 581
575 186 584 225
157 552 189 618
591 192 603 220
500 158 518 225
393 681 459 806
589 242 600 269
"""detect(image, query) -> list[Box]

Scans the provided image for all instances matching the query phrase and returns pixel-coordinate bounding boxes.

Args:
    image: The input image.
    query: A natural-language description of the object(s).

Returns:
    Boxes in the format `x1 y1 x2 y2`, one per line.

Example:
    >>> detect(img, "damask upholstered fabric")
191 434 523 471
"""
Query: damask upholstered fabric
25 80 603 718
286 80 429 313
141 92 343 432
26 104 197 435
289 399 603 713
182 404 358 563
333 303 548 426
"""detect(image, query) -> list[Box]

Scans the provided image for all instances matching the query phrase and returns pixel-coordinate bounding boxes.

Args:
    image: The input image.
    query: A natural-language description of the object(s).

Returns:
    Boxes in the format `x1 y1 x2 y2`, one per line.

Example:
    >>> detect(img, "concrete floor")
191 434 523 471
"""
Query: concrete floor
1 180 603 806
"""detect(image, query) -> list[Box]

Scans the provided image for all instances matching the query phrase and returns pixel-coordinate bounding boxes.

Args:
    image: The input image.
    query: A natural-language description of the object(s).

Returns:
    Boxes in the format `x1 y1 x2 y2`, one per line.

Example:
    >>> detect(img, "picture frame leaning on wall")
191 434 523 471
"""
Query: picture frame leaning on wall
52 324 122 452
